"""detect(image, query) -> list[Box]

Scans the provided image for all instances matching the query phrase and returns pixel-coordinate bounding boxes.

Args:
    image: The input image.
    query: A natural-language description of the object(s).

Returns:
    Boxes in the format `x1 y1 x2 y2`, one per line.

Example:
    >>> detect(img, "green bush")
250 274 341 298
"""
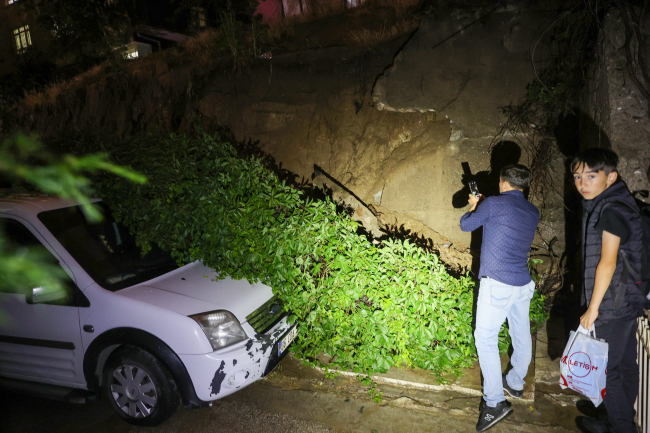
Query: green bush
76 131 546 377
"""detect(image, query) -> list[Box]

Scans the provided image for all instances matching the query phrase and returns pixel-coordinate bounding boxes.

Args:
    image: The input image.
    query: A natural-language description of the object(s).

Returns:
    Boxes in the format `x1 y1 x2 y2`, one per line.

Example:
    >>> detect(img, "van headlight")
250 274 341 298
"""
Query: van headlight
190 310 247 351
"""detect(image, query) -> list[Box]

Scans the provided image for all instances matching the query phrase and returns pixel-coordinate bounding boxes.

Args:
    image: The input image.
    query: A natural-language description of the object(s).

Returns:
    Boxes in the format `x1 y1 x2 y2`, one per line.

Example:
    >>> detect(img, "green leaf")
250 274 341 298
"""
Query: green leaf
55 130 542 379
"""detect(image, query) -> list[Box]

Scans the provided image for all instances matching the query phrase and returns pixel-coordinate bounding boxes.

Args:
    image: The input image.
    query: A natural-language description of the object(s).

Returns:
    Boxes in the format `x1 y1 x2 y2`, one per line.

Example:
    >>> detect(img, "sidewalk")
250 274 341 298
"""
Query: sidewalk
264 316 588 432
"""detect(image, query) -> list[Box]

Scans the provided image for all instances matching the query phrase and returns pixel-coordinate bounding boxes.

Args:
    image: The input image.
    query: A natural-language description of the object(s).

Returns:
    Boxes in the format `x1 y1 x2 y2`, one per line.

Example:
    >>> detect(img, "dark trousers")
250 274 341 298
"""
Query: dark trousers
595 317 638 433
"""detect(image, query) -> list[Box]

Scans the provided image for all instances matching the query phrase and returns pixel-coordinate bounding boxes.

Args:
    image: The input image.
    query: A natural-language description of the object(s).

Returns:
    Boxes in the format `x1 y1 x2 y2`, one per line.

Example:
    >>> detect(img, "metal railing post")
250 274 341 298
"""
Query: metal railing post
636 315 650 432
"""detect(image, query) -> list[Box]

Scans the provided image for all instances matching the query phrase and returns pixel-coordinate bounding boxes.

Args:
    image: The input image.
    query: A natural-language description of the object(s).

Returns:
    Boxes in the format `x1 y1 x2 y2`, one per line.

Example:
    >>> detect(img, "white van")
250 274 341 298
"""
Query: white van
0 196 297 426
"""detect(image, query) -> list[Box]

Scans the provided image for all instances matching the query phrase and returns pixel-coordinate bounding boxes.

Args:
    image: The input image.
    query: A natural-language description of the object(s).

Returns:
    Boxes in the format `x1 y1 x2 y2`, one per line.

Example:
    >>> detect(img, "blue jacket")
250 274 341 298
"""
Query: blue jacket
460 190 539 286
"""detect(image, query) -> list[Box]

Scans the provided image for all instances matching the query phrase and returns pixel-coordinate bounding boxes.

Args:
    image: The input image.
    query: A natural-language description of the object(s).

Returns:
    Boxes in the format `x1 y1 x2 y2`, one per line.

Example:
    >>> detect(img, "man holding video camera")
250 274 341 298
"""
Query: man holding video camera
460 164 540 432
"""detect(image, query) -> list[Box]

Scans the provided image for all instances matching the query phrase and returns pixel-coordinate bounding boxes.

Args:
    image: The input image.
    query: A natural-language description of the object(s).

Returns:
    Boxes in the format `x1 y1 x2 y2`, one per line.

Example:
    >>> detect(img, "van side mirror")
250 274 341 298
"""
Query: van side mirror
27 286 71 305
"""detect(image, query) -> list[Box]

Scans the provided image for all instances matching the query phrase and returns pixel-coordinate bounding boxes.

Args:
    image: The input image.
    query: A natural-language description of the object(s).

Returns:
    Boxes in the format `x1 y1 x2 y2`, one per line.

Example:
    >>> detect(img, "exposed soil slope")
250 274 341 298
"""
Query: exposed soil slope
0 2 565 271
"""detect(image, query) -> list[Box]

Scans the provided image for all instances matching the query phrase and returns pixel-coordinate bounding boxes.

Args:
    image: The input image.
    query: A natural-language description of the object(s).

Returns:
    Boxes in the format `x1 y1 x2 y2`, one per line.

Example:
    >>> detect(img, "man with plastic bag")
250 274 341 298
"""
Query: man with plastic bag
460 164 539 432
571 148 645 433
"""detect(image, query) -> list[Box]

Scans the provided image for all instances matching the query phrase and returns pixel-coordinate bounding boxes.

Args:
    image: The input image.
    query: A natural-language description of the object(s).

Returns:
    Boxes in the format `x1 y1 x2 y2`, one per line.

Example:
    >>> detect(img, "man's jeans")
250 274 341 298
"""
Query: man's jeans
474 277 535 407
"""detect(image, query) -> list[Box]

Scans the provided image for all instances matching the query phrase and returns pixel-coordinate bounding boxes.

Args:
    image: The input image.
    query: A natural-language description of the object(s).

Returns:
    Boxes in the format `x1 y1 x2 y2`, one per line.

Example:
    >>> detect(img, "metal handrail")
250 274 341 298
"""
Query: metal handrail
636 315 650 432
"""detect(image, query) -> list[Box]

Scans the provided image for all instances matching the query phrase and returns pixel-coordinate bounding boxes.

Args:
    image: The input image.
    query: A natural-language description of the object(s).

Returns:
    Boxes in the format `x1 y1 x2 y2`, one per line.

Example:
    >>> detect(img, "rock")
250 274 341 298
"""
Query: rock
391 396 440 412
449 128 462 142
373 2 548 138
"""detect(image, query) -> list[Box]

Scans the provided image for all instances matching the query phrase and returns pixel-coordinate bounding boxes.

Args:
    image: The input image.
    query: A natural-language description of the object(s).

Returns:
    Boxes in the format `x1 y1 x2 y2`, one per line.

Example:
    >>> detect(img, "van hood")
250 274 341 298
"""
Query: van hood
116 261 274 321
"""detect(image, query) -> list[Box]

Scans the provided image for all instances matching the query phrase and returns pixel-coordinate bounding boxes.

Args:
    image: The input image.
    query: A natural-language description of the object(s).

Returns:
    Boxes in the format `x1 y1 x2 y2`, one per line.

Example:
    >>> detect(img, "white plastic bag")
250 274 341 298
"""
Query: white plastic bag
559 325 609 406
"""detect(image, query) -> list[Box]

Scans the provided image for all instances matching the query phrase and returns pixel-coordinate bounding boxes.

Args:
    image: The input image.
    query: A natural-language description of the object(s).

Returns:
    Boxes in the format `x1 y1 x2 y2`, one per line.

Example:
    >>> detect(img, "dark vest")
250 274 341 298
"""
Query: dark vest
582 181 644 322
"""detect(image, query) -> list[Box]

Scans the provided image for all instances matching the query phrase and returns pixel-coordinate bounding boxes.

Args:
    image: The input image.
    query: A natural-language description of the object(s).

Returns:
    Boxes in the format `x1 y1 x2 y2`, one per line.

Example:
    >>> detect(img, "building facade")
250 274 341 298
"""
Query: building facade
0 0 51 75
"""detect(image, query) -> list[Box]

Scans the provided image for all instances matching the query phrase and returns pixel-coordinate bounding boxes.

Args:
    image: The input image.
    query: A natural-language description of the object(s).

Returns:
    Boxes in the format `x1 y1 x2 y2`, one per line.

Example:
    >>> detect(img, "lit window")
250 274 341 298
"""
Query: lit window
192 7 207 28
13 25 32 52
124 45 138 59
7 0 18 5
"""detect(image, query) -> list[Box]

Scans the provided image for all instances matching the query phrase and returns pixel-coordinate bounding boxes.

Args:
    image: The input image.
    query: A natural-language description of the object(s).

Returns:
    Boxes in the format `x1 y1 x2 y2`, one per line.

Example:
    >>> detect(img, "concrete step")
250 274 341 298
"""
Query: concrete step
283 316 591 412
273 349 583 431
309 329 536 405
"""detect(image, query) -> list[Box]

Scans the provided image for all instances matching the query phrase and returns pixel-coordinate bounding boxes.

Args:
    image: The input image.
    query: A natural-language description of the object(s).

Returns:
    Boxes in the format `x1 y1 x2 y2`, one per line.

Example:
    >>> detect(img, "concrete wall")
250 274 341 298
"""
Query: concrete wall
371 2 553 246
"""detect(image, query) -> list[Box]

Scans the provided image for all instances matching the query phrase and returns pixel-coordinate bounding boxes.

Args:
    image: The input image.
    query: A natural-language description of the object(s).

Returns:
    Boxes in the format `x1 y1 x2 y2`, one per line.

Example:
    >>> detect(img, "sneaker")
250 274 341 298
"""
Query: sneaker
502 375 523 399
581 416 613 433
476 399 513 432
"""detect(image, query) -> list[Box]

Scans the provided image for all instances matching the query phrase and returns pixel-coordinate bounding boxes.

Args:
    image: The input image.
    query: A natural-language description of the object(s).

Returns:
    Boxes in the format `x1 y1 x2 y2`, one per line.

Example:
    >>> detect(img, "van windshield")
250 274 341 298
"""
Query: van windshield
38 203 178 291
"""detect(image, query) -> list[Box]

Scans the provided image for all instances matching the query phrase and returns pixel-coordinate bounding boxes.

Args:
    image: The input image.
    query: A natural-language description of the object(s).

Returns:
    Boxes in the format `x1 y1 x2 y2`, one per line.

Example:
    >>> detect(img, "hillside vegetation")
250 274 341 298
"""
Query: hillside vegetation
61 131 548 378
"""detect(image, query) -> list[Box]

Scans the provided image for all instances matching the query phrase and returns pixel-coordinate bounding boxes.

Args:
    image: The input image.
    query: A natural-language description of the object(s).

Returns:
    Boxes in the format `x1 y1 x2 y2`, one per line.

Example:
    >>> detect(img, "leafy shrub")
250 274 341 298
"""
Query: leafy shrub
77 131 545 377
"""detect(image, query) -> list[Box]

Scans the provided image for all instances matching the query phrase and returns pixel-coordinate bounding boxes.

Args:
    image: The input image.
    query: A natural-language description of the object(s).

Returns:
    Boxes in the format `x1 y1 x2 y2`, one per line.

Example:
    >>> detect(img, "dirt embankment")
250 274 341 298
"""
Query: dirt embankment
0 2 569 272
0 27 473 269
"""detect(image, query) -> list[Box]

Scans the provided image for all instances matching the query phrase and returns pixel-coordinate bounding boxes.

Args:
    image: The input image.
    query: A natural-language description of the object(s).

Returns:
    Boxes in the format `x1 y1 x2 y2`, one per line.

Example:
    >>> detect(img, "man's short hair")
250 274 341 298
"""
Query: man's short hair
500 164 531 190
570 148 619 175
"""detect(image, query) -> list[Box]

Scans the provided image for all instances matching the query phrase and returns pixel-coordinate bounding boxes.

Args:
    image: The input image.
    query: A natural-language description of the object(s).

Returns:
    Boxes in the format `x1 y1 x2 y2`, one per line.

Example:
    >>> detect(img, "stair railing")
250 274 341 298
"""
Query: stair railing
637 314 650 432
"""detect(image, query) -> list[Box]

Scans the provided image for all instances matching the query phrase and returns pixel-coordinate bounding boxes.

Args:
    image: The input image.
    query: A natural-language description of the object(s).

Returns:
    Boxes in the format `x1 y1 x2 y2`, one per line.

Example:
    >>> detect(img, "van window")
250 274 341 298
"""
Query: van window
0 218 64 294
38 204 178 291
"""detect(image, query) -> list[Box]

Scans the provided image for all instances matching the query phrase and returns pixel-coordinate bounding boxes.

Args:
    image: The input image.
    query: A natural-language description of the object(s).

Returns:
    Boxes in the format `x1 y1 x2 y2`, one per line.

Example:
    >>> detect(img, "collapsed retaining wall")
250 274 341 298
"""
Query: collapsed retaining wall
0 2 556 271
0 35 474 271
8 3 647 273
369 2 556 250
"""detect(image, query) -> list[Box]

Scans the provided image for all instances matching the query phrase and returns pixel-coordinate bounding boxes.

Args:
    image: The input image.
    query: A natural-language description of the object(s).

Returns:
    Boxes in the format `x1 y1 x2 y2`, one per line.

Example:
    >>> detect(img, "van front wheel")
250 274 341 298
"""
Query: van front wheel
103 346 180 426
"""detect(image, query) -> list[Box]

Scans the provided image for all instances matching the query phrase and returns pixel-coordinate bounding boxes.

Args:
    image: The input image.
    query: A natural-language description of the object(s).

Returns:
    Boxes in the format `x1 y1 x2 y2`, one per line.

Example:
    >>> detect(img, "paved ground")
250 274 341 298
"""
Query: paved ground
0 351 588 433
0 381 582 433
0 316 593 432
